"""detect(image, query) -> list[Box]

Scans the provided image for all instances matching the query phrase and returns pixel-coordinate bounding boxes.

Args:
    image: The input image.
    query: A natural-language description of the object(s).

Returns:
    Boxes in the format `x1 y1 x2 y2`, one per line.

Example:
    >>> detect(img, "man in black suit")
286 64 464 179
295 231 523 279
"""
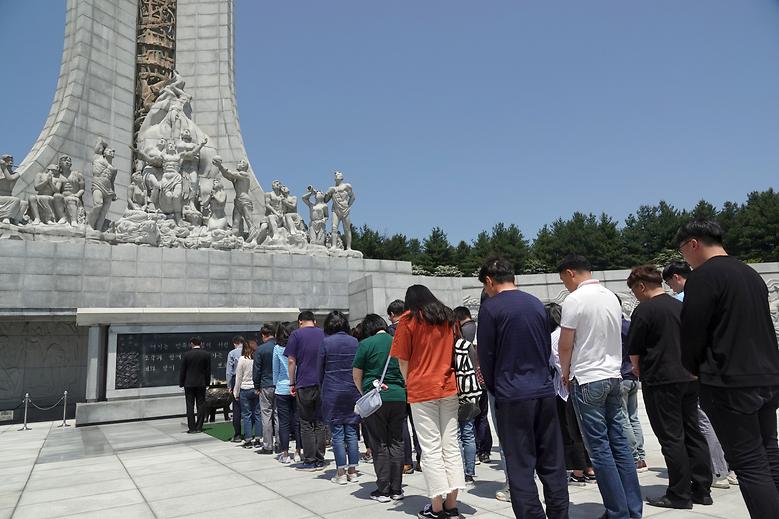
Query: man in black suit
179 337 212 433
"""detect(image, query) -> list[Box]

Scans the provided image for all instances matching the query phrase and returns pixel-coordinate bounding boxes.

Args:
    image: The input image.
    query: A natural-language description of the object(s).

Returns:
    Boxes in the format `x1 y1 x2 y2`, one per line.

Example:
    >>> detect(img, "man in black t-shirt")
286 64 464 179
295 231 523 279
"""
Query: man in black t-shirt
626 266 712 509
676 219 779 519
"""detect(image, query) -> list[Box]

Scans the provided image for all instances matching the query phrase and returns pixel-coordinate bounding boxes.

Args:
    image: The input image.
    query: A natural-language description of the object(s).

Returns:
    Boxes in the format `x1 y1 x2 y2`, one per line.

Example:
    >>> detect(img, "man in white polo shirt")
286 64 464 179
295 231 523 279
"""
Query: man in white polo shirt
557 254 643 519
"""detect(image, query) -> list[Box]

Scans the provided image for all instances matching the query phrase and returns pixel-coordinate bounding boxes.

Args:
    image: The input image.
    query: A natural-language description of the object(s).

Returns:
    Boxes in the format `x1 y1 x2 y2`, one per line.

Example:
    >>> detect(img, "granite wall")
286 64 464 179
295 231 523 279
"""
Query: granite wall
0 319 88 423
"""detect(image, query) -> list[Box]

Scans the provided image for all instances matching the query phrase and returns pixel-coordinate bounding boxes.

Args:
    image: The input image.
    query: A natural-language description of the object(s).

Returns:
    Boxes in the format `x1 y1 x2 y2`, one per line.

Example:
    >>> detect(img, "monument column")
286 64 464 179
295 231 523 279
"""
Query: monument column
85 325 108 402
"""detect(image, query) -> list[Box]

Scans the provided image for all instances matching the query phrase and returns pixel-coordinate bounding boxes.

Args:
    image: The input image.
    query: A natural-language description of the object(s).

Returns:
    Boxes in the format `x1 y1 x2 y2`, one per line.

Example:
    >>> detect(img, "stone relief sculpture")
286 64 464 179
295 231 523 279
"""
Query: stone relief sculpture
206 177 229 232
134 136 207 224
280 184 306 237
29 164 64 225
325 170 356 250
87 138 118 231
2 67 363 257
0 155 27 225
303 186 328 246
58 155 85 226
212 156 255 240
134 0 177 142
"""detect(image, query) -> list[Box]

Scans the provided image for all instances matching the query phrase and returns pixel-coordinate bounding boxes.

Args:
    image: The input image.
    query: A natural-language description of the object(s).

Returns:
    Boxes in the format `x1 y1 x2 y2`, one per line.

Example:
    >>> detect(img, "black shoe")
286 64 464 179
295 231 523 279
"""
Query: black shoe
692 495 713 505
231 435 242 443
257 448 274 455
418 504 447 519
242 440 254 448
186 430 197 434
444 506 460 518
478 452 491 463
646 495 693 509
415 461 423 472
465 475 475 487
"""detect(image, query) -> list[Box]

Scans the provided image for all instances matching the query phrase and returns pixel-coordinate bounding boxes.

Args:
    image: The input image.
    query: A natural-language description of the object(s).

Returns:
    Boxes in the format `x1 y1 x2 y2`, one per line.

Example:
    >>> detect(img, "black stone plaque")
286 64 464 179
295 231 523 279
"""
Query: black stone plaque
115 331 257 389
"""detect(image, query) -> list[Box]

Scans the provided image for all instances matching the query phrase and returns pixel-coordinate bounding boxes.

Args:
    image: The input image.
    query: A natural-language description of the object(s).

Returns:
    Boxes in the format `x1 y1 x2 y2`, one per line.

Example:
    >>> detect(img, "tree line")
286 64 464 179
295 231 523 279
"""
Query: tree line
351 188 779 276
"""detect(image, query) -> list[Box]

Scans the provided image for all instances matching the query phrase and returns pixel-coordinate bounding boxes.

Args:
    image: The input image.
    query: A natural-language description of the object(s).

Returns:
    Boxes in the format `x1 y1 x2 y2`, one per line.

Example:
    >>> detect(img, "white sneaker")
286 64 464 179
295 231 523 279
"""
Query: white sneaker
278 454 293 464
495 485 511 502
331 474 348 485
727 471 739 486
347 473 360 483
711 478 730 489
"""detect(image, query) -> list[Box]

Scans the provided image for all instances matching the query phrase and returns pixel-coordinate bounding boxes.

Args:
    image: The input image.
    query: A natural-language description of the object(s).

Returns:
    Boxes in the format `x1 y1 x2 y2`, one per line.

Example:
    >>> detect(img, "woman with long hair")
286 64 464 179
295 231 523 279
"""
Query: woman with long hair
391 285 464 519
233 339 260 448
353 313 408 502
319 310 363 484
274 321 301 463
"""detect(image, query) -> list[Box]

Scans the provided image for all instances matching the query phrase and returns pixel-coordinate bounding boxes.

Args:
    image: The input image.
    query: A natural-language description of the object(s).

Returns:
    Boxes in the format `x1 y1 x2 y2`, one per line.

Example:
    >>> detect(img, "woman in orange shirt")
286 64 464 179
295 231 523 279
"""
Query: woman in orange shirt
391 285 465 519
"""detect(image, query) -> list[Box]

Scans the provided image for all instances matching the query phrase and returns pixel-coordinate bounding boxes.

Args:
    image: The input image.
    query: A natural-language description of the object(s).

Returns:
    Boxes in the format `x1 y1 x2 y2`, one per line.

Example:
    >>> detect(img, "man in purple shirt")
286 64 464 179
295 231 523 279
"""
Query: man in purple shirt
285 311 326 470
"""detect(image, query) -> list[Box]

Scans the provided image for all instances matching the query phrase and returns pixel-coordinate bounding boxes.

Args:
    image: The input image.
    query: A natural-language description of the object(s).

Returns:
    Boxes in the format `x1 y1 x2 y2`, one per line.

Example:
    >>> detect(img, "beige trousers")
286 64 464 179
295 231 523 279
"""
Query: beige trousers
410 395 466 497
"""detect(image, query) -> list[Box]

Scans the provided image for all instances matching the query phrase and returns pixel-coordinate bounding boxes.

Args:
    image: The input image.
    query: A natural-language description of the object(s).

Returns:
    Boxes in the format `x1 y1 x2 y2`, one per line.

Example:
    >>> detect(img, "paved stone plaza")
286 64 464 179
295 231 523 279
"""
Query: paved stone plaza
0 406 749 519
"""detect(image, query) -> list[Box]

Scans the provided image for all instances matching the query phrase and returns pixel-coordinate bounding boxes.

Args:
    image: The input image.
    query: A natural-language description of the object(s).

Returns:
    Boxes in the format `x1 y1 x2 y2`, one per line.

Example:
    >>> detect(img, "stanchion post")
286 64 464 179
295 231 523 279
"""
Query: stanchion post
58 390 70 428
18 393 31 431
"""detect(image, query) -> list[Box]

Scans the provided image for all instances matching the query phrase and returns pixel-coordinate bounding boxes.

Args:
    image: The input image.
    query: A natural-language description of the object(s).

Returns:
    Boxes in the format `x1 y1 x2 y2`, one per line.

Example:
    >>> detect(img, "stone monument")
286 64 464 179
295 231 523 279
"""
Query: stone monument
3 0 363 257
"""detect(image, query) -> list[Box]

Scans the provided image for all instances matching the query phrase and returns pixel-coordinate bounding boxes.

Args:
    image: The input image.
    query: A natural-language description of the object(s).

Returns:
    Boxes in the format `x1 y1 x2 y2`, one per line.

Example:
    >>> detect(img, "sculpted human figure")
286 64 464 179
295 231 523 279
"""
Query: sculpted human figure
136 138 167 211
264 179 284 235
135 137 207 224
87 138 118 231
58 155 85 226
177 129 200 209
0 154 26 225
29 164 64 224
302 186 329 246
211 156 254 237
127 167 148 213
205 177 229 231
280 184 305 237
324 170 356 250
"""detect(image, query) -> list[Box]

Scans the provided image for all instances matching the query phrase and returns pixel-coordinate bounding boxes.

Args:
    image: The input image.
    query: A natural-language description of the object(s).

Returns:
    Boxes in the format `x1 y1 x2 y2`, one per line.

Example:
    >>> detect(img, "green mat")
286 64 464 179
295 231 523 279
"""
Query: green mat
202 422 235 441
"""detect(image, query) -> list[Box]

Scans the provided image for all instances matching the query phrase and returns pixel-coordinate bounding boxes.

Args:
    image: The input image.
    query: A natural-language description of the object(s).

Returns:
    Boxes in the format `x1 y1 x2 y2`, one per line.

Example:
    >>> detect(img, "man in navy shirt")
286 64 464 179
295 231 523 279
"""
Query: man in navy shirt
477 256 568 519
285 311 327 469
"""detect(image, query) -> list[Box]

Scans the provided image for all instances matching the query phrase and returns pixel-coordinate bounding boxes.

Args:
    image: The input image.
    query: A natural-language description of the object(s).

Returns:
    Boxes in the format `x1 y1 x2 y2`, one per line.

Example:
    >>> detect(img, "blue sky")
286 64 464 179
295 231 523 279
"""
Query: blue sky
2 0 779 244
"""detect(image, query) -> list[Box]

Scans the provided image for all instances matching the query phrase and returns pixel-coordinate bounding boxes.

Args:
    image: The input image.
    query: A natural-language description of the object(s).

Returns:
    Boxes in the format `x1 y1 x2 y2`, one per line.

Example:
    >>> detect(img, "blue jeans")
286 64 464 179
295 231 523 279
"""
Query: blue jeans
330 423 360 469
459 419 476 477
240 388 261 438
621 380 645 462
572 378 643 519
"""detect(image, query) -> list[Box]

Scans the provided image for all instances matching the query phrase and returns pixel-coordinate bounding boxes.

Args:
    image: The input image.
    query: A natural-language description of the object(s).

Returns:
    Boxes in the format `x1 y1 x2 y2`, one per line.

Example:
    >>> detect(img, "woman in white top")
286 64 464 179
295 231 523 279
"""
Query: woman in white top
547 302 594 484
233 340 260 448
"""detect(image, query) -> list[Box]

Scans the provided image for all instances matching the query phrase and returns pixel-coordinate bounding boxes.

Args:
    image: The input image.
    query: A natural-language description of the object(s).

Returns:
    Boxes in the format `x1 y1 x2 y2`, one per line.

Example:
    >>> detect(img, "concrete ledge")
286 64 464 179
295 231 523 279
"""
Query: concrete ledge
76 395 185 426
76 307 301 326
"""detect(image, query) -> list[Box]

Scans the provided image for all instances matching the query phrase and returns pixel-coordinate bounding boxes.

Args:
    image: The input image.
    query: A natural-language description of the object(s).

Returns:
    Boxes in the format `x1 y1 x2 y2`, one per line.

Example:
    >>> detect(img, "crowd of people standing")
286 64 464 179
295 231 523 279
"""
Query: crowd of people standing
178 218 779 519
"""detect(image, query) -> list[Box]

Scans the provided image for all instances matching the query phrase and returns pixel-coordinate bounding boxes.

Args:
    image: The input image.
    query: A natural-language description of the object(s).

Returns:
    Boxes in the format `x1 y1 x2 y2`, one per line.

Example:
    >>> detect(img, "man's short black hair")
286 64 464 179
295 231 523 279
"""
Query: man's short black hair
662 261 692 281
298 310 316 322
478 256 515 284
260 324 275 337
387 299 405 316
232 335 245 345
556 254 591 273
323 310 350 335
453 306 472 322
674 219 724 247
189 337 202 346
